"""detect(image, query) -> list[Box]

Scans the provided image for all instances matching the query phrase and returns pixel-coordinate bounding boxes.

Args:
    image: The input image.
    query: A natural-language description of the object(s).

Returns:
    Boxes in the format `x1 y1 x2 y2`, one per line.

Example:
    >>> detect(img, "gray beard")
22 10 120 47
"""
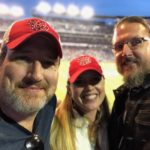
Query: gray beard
0 88 47 115
123 72 145 89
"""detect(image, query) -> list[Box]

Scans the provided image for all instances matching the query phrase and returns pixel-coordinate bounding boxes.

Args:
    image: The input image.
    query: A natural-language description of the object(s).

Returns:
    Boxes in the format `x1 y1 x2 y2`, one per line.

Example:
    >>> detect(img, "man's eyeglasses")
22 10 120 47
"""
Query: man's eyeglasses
74 76 102 87
24 134 44 150
112 37 150 53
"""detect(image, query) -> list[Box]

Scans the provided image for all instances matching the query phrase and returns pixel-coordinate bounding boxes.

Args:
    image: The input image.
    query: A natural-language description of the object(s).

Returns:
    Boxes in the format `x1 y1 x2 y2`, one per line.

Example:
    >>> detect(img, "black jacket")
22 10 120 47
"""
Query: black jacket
0 95 57 150
108 75 150 150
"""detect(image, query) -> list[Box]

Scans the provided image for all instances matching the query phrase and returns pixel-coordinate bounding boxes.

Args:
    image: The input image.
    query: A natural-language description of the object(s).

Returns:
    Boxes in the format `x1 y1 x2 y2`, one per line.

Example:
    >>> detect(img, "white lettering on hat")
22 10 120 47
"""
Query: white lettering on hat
28 19 50 31
77 56 92 66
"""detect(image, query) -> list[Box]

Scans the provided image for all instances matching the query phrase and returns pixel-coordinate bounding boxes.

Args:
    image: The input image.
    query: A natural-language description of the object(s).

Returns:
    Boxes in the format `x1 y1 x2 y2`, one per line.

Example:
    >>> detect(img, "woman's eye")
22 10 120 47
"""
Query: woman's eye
12 56 31 62
42 61 55 68
20 57 31 62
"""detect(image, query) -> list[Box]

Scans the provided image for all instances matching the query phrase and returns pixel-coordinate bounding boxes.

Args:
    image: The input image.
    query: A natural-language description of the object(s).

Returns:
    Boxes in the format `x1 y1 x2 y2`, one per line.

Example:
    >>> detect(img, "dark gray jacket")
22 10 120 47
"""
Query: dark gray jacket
108 74 150 150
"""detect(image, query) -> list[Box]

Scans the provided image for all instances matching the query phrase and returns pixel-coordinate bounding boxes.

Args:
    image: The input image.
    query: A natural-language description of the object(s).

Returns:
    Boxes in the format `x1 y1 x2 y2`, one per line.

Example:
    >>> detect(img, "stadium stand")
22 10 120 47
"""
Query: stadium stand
32 14 115 61
0 14 116 61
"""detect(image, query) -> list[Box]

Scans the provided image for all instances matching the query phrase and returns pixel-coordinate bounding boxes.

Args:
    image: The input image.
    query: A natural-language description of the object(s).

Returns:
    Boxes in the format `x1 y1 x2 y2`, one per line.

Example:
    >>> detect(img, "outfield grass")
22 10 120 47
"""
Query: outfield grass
56 60 123 110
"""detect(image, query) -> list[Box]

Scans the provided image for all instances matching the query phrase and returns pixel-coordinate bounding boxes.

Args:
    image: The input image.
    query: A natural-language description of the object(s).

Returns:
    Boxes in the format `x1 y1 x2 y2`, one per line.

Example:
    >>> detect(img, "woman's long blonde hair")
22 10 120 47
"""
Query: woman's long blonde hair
50 91 76 150
50 81 110 150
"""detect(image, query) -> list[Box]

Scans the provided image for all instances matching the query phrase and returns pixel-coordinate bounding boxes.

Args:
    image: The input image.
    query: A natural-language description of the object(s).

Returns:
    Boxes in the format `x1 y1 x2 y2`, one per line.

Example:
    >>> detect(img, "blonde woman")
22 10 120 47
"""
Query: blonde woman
50 55 110 150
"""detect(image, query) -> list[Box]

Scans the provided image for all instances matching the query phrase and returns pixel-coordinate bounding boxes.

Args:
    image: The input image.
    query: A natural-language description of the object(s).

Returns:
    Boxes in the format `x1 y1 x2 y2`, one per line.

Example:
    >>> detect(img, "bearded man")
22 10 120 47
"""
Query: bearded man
109 16 150 150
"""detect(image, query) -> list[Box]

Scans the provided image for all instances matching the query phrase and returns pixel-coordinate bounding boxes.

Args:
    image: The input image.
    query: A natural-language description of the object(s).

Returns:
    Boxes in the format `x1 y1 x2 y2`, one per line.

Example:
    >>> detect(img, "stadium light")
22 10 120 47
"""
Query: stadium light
53 3 65 14
67 4 79 16
80 5 94 19
10 5 24 17
35 1 51 15
0 3 9 15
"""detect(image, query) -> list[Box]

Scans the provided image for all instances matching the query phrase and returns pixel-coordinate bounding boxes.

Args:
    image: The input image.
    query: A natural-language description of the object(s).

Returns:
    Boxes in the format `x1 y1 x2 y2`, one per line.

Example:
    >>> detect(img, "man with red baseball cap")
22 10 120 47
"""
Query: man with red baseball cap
0 17 62 150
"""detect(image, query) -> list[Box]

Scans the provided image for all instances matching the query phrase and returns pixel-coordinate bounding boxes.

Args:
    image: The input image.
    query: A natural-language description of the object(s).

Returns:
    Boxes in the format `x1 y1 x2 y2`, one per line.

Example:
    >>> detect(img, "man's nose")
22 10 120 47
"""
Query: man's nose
28 61 43 81
121 43 133 56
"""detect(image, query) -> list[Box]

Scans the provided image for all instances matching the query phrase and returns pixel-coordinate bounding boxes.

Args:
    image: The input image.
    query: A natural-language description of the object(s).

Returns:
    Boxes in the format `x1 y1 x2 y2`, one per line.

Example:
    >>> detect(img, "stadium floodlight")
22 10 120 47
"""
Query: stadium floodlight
10 5 24 17
35 1 51 15
0 3 9 15
53 3 65 14
80 5 94 19
67 4 79 17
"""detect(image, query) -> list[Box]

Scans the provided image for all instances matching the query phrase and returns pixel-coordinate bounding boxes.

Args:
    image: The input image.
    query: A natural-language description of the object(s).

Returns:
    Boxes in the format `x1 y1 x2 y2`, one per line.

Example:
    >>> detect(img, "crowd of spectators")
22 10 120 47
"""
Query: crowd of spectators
0 16 117 62
45 16 114 62
62 48 114 62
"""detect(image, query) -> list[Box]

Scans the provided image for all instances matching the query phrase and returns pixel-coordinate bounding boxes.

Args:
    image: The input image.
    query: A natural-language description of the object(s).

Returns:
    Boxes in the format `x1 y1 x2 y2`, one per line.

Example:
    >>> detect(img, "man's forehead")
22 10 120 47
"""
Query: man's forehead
116 23 148 34
113 23 149 43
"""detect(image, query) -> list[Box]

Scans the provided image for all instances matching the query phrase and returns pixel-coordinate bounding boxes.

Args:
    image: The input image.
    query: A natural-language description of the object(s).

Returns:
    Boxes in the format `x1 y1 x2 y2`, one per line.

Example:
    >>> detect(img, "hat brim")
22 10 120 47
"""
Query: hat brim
7 31 62 58
69 67 103 83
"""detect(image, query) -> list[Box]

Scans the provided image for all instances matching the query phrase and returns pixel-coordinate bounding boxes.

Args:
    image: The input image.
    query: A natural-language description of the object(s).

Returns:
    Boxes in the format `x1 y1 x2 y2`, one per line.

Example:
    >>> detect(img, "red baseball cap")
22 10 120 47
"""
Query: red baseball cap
69 55 103 83
2 17 62 58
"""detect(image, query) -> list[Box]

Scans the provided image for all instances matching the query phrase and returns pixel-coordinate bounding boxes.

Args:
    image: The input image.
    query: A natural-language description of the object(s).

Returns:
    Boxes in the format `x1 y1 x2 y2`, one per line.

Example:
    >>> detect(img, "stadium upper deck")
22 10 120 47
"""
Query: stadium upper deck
0 14 134 61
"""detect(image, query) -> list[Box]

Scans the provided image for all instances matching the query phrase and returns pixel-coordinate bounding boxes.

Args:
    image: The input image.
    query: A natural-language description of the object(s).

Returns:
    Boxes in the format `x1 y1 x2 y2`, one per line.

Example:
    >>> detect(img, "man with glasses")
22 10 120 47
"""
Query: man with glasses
109 16 150 150
0 17 62 150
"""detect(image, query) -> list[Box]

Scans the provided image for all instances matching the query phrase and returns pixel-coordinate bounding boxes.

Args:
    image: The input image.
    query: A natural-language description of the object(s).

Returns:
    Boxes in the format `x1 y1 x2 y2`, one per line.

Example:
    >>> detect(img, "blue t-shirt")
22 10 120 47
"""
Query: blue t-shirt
0 95 57 150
